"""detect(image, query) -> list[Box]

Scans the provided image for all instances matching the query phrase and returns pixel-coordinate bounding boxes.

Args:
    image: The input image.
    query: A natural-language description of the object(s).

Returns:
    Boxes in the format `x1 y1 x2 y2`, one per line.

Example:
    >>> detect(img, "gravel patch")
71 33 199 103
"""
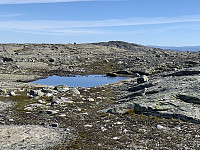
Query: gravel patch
0 125 70 150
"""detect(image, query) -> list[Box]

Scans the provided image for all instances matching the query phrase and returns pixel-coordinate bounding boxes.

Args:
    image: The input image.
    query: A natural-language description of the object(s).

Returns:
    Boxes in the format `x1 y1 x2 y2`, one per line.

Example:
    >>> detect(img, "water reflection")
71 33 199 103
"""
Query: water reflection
30 75 129 87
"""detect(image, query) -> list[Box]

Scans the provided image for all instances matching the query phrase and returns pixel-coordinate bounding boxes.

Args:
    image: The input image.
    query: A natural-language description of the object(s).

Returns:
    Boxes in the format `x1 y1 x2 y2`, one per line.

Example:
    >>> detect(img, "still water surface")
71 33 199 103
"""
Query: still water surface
30 75 129 87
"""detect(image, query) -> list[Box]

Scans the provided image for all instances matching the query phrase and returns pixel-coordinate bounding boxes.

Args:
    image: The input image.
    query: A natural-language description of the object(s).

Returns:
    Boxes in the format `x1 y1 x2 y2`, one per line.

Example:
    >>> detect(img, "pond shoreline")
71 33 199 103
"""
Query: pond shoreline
30 74 130 87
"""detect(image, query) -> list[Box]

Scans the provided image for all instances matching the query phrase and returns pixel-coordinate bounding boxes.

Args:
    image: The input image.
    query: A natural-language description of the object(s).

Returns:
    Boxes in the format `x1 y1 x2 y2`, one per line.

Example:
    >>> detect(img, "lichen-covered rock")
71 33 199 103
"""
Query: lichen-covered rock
54 84 69 92
105 67 200 123
70 88 80 95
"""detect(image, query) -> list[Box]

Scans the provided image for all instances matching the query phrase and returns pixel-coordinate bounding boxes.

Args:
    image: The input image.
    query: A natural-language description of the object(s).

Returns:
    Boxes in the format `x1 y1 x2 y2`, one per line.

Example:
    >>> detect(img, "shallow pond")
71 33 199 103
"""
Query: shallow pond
30 75 129 87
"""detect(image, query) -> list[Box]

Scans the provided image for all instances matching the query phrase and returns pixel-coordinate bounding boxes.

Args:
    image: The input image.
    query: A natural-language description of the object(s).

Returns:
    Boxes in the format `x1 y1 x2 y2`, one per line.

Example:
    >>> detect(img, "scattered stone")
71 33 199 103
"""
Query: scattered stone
133 73 140 77
113 137 120 140
194 135 200 138
106 73 117 77
117 61 123 65
39 110 58 114
115 121 123 125
172 68 178 71
156 125 165 129
29 90 44 97
59 114 66 117
28 103 44 108
77 108 82 111
122 128 128 133
54 85 69 92
97 97 103 100
8 118 14 122
24 107 33 111
41 89 55 93
46 93 53 97
81 112 88 115
135 57 140 60
2 57 13 62
51 123 58 127
71 88 80 95
174 126 181 130
49 58 56 62
59 97 74 103
87 98 95 102
139 88 147 96
104 59 109 63
100 126 107 132
137 75 149 84
38 100 46 104
0 89 7 94
50 96 57 102
9 91 16 96
84 124 93 128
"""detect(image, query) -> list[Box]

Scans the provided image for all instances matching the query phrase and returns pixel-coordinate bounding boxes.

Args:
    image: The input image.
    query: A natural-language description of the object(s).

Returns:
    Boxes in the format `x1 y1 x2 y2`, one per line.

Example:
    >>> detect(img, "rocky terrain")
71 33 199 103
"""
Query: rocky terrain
0 41 200 149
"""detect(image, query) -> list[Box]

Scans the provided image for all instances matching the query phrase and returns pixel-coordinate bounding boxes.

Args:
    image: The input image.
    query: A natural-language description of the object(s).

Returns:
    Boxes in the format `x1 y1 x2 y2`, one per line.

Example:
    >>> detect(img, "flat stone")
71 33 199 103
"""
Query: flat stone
87 98 95 102
51 123 58 127
156 125 165 129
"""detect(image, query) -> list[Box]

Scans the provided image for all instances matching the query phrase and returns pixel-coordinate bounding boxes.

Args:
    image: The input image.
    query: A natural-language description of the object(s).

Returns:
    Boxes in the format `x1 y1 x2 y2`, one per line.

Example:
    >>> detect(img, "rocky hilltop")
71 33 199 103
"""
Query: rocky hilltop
0 41 200 149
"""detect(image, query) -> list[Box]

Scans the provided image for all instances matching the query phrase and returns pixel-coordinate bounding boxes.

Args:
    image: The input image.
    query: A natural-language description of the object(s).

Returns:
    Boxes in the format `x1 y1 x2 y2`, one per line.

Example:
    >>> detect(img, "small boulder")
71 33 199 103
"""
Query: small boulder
9 91 16 96
39 110 58 114
0 89 7 95
41 89 54 93
29 90 44 97
133 73 140 77
139 88 147 96
51 123 58 127
46 93 53 97
71 88 80 95
8 118 14 122
174 126 181 130
54 85 69 92
49 58 56 62
106 73 117 77
3 57 13 62
156 125 165 129
24 107 33 111
37 100 46 104
137 75 149 84
135 57 141 61
87 98 95 102
59 114 66 117
50 96 58 106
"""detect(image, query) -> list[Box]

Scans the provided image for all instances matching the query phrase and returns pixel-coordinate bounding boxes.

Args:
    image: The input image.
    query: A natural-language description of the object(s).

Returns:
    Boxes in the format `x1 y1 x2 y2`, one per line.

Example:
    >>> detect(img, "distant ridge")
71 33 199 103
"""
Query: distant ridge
92 41 200 52
92 41 162 51
148 45 200 52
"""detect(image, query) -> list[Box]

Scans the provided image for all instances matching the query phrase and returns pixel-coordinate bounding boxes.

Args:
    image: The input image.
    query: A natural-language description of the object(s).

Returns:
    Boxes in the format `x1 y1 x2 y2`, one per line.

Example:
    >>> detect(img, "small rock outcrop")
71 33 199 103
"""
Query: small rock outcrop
29 90 44 97
54 84 69 92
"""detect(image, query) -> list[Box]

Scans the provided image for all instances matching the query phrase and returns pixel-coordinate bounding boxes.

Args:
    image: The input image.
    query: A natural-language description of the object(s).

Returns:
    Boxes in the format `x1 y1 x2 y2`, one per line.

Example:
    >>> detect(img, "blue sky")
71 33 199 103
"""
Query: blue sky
0 0 200 46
